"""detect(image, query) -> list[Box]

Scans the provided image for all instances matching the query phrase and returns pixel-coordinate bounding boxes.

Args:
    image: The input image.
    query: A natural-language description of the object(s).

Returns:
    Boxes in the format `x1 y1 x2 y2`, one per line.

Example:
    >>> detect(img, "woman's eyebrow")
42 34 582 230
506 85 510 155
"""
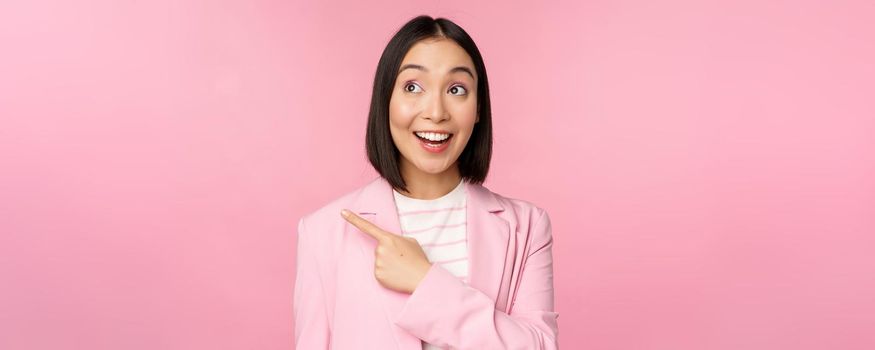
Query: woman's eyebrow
398 64 475 79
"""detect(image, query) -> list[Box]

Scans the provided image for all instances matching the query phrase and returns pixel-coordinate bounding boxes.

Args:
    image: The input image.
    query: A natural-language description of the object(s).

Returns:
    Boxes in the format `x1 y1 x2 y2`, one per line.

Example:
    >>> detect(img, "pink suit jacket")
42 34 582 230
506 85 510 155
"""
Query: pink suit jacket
294 176 559 349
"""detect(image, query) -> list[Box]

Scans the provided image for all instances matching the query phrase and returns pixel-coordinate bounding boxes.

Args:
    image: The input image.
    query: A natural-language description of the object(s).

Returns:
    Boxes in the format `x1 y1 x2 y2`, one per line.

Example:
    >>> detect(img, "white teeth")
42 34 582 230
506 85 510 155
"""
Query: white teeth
415 131 450 142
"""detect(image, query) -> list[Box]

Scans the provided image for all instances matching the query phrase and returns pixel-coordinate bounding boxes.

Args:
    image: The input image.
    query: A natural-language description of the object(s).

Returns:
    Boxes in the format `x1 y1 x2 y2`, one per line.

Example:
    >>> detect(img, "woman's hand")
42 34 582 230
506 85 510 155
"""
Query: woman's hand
341 209 432 294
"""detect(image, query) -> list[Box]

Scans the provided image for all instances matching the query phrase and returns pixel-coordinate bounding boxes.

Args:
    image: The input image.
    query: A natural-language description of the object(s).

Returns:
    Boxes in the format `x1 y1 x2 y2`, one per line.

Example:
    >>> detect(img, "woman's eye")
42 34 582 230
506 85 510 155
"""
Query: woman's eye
404 82 423 93
449 85 468 96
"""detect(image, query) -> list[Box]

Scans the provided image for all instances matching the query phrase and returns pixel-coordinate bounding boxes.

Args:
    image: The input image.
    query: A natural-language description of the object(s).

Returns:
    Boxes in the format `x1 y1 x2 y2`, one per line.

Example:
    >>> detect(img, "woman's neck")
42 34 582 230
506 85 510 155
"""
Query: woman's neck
396 161 462 200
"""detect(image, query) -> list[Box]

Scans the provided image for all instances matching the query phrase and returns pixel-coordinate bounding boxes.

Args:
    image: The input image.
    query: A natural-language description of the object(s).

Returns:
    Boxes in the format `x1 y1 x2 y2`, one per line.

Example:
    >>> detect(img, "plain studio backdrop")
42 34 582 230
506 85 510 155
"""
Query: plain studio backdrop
1 0 873 349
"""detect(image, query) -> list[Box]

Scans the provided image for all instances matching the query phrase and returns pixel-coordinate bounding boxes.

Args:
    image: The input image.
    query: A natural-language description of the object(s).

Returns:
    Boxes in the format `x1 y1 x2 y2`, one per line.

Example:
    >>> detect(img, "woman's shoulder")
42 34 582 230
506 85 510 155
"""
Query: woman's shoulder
476 181 546 214
472 183 551 231
486 189 555 252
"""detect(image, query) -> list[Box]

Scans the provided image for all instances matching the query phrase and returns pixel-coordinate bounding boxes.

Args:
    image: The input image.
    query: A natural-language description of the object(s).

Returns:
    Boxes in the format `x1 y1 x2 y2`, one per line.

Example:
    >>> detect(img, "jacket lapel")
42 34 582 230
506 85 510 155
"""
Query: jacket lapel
348 177 512 347
464 178 513 309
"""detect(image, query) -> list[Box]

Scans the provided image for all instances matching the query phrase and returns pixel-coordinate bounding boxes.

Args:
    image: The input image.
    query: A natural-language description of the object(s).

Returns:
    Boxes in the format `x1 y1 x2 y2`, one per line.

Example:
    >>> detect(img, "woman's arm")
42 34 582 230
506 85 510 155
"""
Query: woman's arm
293 217 331 349
392 208 560 349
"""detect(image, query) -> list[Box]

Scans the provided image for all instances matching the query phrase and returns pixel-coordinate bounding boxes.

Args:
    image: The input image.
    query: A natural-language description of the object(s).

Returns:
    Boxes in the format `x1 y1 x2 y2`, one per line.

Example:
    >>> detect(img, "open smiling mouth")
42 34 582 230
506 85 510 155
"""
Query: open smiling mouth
413 131 454 152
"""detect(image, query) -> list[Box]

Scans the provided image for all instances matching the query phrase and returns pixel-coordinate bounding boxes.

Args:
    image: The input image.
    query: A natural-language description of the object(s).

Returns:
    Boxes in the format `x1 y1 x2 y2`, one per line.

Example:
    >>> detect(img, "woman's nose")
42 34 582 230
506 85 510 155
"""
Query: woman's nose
423 92 449 122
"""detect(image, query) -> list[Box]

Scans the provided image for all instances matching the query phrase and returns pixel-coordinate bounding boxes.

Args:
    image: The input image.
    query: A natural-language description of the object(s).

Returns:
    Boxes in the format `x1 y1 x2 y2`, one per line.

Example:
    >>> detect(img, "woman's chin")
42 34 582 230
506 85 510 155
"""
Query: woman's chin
414 161 453 174
418 167 448 175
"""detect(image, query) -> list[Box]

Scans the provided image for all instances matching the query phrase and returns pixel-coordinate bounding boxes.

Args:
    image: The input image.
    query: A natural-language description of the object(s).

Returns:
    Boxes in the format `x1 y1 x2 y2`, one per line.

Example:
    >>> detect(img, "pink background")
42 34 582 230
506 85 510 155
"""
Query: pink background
2 0 873 349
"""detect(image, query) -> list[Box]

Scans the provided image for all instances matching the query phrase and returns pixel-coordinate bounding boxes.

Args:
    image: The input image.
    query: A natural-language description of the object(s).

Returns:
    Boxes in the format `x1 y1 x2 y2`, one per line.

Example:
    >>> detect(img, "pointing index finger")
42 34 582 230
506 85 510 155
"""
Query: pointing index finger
341 209 389 242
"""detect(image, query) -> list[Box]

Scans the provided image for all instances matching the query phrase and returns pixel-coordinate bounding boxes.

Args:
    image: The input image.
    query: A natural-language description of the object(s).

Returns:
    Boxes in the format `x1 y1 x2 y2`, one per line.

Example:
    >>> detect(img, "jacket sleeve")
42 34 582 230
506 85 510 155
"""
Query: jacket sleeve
392 208 560 349
293 217 331 349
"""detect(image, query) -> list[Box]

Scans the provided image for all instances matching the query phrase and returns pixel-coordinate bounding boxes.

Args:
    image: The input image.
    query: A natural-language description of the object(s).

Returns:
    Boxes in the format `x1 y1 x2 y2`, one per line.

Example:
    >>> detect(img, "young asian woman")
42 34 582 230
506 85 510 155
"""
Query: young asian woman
294 15 559 349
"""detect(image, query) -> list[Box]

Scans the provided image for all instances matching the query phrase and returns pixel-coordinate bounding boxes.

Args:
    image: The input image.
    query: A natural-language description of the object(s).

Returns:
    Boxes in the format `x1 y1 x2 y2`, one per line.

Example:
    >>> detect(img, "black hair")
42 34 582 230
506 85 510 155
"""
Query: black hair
365 15 493 194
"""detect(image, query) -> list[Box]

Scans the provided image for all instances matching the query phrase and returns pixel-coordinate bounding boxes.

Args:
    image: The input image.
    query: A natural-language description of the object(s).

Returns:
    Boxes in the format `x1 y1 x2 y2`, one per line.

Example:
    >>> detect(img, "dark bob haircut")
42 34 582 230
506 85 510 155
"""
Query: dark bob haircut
365 15 493 193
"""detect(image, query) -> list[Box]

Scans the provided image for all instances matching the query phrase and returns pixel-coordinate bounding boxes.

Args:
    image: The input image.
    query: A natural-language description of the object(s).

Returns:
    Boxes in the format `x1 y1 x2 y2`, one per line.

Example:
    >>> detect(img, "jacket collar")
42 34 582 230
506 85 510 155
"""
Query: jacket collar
350 176 504 215
347 176 514 349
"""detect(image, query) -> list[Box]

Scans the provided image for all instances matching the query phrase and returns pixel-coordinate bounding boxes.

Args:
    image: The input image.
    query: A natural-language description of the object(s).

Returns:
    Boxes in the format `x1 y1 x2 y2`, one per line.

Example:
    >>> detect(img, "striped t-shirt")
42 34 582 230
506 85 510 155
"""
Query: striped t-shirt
393 179 468 350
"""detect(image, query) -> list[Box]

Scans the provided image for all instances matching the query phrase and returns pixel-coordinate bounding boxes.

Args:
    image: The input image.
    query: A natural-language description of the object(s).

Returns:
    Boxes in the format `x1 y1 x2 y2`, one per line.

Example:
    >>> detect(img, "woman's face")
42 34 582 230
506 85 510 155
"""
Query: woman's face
388 37 479 178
